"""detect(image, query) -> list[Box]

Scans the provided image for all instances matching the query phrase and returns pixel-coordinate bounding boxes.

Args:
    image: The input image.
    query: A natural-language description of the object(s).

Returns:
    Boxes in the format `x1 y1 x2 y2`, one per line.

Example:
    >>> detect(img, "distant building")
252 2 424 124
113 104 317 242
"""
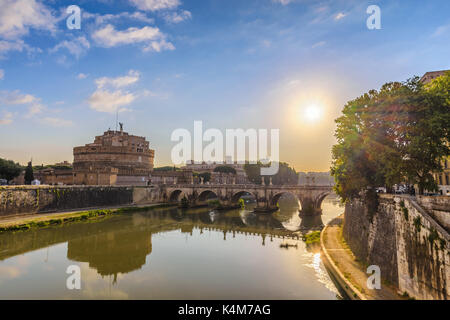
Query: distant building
34 167 74 185
298 172 334 186
182 160 249 184
150 170 193 185
10 171 25 185
433 155 450 196
420 70 449 84
210 172 242 184
54 160 72 167
421 70 450 195
73 125 155 186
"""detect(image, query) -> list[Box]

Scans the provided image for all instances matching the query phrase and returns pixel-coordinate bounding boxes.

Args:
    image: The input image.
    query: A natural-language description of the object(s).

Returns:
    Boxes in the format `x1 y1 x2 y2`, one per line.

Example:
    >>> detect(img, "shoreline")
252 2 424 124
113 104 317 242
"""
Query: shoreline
320 217 367 300
320 214 402 300
0 203 176 233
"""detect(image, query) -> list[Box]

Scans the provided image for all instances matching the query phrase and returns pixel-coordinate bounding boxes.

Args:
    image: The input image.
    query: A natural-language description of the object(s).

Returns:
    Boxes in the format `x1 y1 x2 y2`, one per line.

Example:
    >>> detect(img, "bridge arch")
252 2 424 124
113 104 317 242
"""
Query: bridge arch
314 191 332 209
198 190 219 202
270 192 299 207
169 189 187 202
231 191 257 203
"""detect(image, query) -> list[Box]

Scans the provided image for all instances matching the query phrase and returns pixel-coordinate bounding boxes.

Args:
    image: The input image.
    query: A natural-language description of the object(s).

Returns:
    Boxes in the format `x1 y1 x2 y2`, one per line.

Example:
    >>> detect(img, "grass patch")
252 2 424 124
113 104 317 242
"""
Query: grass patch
302 231 321 245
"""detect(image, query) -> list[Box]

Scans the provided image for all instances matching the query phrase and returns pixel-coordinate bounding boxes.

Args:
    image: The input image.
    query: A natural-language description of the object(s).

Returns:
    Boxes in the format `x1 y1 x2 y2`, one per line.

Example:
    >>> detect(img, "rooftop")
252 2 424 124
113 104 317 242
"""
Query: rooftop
420 70 449 83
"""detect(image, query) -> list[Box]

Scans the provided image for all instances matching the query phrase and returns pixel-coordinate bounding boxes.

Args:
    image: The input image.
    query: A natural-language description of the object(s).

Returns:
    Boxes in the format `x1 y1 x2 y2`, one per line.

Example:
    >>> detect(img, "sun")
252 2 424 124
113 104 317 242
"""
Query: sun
303 104 323 122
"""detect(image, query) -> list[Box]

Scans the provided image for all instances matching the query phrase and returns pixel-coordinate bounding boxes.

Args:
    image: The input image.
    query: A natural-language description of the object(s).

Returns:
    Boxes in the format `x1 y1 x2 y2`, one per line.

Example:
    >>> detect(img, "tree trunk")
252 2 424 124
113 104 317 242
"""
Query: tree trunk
418 184 424 195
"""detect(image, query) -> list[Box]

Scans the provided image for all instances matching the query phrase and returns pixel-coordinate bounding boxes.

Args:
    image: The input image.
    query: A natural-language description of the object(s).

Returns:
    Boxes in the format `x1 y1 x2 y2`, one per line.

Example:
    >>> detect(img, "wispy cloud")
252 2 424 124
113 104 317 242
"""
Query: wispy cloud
163 10 192 23
49 36 90 59
0 0 55 58
432 24 450 37
25 103 45 118
39 117 74 128
92 24 175 52
0 39 41 58
315 6 328 13
77 73 88 79
261 39 271 48
88 70 141 114
129 0 180 11
311 41 326 48
334 12 347 21
0 90 49 122
0 0 57 39
0 90 38 105
272 0 293 5
0 69 3 80
0 111 13 125
88 90 135 114
96 70 140 89
83 11 154 25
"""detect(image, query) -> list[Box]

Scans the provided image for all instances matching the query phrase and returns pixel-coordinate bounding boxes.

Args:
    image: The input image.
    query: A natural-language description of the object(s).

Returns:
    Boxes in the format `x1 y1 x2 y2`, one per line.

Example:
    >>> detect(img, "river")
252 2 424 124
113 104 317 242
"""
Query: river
0 196 344 299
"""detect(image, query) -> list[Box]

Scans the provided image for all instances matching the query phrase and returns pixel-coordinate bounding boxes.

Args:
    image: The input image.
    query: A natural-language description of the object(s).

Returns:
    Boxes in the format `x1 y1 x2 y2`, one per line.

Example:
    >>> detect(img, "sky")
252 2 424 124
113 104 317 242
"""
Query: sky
0 0 449 172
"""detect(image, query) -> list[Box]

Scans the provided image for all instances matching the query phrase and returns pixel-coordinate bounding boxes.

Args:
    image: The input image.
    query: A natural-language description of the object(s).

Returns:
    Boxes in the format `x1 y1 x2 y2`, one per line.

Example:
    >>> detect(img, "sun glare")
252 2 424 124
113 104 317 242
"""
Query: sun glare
303 104 323 122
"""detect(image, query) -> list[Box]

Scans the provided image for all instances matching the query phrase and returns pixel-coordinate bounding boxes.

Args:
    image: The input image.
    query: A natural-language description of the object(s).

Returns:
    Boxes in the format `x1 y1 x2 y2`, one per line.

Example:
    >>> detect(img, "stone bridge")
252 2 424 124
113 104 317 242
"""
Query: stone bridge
159 184 334 216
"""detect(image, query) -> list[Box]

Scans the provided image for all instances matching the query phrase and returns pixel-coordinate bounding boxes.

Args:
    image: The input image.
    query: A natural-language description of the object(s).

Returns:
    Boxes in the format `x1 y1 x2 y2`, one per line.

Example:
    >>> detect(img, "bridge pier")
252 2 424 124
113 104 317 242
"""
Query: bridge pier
299 197 322 216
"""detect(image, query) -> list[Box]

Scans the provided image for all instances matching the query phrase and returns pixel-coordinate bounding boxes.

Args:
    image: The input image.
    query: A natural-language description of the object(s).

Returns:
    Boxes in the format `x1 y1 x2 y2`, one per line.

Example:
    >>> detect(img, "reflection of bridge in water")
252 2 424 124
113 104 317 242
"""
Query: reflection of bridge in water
0 206 324 281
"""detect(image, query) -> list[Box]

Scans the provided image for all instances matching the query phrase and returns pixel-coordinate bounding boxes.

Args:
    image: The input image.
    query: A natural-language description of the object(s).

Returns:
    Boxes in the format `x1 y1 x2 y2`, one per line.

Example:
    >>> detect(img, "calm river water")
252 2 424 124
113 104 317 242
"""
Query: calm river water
0 196 344 299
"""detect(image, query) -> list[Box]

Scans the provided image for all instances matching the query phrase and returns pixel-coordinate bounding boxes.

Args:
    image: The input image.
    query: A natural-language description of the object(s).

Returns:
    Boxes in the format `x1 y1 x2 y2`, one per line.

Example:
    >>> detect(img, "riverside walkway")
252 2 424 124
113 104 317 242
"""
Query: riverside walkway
321 215 401 300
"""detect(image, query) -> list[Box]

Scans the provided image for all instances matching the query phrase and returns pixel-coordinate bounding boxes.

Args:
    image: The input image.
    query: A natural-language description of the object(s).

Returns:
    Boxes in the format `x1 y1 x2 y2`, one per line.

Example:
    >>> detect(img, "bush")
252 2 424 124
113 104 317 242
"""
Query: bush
302 231 321 245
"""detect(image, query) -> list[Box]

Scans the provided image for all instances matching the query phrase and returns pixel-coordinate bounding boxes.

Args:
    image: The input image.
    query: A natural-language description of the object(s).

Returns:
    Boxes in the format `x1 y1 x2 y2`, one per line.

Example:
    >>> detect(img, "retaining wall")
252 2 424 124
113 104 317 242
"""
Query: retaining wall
0 185 154 217
343 194 449 300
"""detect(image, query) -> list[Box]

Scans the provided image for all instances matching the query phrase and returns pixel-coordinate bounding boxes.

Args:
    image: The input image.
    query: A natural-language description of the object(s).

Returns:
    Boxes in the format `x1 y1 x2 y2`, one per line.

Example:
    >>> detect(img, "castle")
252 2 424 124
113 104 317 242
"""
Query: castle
72 124 155 185
35 124 155 186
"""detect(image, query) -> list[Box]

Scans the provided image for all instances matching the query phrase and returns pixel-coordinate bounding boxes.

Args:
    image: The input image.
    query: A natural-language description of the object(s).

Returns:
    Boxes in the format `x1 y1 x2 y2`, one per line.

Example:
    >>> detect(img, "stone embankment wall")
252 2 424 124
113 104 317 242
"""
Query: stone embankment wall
344 194 449 300
415 196 450 232
0 186 163 217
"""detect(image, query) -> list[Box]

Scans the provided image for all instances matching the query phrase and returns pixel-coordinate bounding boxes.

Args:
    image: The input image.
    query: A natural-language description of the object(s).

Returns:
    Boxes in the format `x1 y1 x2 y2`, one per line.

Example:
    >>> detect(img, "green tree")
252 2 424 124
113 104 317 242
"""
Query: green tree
213 165 236 174
244 162 297 185
194 172 211 183
0 158 22 182
331 73 450 200
24 161 34 185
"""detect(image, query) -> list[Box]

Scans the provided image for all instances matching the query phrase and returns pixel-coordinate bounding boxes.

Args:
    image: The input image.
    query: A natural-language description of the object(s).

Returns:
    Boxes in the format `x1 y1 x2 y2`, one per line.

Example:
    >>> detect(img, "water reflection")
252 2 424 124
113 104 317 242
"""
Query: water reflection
0 207 300 278
0 196 344 299
67 225 152 283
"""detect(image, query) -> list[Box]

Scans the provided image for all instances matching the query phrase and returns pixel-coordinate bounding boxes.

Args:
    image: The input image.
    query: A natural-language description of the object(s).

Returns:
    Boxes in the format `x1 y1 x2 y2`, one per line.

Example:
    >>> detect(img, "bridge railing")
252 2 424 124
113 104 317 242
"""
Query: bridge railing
159 183 334 188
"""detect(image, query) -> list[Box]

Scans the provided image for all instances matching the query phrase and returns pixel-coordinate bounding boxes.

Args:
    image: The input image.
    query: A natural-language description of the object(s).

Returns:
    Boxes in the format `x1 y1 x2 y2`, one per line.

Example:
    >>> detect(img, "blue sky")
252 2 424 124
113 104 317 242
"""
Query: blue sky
0 0 449 171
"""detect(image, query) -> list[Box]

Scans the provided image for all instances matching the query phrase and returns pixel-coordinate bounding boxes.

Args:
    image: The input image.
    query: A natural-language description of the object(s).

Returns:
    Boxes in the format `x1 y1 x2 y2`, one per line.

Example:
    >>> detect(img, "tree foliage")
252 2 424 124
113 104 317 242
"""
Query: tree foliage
331 72 450 200
194 171 211 183
213 165 236 174
24 161 34 185
0 158 23 181
244 162 297 185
